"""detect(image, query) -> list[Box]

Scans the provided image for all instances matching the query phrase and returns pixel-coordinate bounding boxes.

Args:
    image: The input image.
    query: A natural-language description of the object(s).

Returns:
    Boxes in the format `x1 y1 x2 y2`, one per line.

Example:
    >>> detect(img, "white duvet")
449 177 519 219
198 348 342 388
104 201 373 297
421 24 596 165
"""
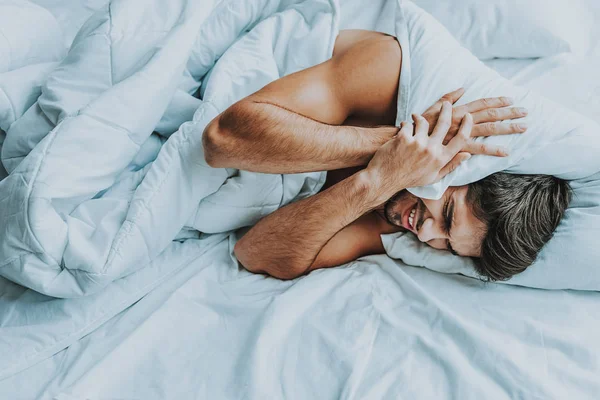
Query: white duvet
0 0 333 297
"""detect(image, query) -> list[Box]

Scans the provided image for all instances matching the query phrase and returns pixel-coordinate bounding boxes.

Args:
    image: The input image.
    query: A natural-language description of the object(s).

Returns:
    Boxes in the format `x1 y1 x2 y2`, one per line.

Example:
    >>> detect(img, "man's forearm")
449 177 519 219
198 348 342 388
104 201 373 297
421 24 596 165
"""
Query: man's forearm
234 170 387 279
203 100 398 174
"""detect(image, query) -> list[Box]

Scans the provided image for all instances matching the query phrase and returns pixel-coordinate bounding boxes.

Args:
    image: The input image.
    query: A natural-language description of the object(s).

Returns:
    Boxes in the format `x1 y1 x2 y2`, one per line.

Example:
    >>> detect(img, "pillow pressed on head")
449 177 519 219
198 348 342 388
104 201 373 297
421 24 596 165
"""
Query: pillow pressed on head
382 1 600 290
382 171 600 291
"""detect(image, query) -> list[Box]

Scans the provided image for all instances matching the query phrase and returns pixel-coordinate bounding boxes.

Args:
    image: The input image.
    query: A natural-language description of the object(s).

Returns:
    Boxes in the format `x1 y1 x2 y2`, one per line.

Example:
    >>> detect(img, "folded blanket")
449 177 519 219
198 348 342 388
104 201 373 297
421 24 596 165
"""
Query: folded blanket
0 0 337 297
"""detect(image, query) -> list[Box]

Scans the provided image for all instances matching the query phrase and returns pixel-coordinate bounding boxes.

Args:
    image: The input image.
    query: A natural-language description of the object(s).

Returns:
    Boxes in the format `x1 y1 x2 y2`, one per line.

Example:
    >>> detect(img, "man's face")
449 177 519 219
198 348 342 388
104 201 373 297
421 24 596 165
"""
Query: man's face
384 186 487 257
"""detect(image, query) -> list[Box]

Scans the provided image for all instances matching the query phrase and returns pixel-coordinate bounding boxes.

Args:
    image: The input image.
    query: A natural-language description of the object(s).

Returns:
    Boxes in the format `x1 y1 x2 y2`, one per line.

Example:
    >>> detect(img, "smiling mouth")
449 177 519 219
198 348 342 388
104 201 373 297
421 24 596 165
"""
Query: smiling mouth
403 202 419 233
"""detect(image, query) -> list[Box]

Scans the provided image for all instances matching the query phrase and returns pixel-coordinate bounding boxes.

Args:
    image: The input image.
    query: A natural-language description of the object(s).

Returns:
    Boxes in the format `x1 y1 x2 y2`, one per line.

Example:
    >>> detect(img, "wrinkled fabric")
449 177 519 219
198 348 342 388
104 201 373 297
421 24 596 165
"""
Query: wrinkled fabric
1 1 599 397
0 0 65 73
0 0 335 297
2 239 600 399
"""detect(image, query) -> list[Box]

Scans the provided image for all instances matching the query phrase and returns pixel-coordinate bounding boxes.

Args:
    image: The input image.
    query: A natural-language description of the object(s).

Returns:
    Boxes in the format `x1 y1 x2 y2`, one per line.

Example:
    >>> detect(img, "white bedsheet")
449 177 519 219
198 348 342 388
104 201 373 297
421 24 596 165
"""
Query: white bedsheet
2 238 600 399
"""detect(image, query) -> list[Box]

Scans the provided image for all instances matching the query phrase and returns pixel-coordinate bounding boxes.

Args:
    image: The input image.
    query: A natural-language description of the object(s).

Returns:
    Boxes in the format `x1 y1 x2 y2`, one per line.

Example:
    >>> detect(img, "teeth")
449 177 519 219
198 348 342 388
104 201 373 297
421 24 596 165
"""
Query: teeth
408 207 416 228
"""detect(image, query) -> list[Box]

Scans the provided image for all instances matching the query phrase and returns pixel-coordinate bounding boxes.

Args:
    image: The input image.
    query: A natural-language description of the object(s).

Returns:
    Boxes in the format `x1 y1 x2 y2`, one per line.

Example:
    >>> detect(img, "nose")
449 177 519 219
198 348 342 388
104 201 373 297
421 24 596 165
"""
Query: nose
417 216 447 243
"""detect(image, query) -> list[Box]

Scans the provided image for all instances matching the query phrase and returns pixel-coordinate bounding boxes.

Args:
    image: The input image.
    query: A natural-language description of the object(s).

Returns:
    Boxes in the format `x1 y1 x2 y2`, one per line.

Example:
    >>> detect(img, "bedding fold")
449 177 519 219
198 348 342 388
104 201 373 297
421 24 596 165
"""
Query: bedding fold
0 0 337 297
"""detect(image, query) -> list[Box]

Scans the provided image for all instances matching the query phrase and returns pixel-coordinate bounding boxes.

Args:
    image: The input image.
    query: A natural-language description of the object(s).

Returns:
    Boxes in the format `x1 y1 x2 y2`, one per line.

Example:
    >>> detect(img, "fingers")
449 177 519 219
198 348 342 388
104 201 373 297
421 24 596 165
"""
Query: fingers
462 141 509 157
471 106 528 124
412 114 429 139
440 88 465 105
462 96 514 113
397 121 412 138
439 152 471 178
422 88 465 118
472 122 528 137
446 113 473 154
430 101 453 141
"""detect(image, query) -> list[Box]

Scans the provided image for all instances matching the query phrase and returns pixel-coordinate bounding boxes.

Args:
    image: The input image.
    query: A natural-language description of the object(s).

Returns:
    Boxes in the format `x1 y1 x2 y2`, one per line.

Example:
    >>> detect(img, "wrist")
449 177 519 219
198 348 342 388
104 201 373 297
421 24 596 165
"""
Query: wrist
354 169 403 208
355 126 398 163
370 126 399 148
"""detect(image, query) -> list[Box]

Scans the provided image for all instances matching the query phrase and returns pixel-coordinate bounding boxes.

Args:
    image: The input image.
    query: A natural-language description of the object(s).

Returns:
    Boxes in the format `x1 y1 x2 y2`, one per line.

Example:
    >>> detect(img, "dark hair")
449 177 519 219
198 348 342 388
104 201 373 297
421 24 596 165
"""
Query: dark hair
467 172 571 281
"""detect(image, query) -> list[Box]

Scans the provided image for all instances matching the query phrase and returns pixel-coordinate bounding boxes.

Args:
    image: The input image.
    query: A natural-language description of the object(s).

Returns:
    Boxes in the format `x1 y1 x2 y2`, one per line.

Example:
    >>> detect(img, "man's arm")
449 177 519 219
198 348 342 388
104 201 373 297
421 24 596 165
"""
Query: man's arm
235 103 473 279
234 170 389 279
203 31 402 174
203 29 527 174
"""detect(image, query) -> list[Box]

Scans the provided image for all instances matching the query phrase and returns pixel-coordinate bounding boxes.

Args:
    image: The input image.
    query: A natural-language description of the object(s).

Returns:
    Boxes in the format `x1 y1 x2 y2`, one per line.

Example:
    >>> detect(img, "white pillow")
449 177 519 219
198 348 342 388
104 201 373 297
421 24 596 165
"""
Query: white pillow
412 0 592 60
0 0 65 73
383 172 600 291
382 1 600 290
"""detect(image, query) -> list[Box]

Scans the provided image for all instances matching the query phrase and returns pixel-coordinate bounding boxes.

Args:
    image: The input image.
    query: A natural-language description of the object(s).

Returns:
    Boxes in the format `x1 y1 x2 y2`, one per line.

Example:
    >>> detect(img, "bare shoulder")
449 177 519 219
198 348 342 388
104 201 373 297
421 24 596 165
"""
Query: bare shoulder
330 30 402 120
332 29 401 73
333 30 400 57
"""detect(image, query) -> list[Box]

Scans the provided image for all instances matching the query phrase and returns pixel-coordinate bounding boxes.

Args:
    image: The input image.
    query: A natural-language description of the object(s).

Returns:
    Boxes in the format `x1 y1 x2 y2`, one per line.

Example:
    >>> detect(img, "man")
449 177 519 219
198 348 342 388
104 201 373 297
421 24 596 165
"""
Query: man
202 30 571 281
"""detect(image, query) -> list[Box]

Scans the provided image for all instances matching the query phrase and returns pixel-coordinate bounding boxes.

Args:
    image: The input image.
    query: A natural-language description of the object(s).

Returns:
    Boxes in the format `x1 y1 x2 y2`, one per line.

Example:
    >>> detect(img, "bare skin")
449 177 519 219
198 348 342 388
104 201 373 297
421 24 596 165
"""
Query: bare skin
203 30 527 279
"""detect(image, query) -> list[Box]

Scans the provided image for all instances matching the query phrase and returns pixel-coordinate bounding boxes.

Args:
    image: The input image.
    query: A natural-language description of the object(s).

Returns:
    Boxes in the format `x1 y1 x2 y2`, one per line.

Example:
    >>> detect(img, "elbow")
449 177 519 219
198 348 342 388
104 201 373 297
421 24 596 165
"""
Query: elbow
234 240 307 281
233 239 262 275
202 101 258 168
268 267 306 281
203 102 249 168
202 115 230 168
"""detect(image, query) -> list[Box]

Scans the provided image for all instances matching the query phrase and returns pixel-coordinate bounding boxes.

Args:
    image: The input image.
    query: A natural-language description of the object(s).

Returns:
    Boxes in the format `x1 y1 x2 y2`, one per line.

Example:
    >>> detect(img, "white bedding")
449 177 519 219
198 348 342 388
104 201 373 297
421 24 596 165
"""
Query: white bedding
0 131 6 180
2 1 600 399
3 238 600 399
522 51 600 124
0 0 332 297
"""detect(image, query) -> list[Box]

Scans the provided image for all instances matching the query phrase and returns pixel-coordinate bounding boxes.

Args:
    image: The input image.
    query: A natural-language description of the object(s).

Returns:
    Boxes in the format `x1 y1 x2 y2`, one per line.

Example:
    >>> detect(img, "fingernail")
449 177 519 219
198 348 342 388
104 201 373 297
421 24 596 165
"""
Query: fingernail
518 107 528 115
518 123 528 130
503 97 514 105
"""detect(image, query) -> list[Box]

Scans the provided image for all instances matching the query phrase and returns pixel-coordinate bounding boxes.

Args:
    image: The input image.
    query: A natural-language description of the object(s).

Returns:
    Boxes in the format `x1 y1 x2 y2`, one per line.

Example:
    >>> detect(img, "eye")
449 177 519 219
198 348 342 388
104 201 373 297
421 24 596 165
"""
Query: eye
442 198 454 236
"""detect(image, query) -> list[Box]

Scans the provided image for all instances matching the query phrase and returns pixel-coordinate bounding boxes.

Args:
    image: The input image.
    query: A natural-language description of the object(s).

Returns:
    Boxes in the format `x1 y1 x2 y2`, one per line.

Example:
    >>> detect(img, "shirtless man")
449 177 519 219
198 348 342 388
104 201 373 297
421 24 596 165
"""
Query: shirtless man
202 30 571 281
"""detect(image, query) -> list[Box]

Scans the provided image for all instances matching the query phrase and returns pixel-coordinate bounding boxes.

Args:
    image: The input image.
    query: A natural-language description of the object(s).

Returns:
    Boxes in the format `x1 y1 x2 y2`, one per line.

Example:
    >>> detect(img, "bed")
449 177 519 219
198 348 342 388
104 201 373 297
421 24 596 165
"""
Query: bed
1 0 599 399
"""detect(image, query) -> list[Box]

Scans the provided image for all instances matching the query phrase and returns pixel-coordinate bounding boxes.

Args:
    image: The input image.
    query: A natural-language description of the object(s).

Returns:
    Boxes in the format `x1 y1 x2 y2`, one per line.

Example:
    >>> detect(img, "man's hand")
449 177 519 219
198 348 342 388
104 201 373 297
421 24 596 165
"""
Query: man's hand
422 88 528 157
366 101 472 203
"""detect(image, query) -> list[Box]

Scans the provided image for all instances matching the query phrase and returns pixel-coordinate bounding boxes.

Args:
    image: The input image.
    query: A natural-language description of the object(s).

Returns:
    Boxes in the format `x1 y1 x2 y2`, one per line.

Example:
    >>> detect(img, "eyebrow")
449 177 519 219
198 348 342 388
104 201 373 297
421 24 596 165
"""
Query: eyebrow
443 196 458 256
